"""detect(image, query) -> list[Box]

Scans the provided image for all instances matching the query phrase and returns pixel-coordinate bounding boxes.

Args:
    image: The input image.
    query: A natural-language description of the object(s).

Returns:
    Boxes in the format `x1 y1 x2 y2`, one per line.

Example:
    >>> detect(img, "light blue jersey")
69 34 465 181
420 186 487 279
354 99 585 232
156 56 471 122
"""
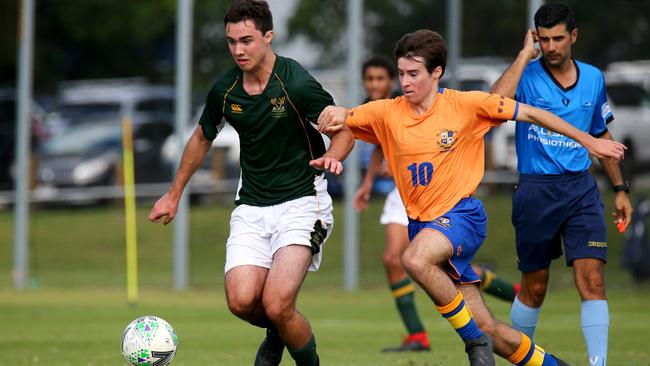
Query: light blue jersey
515 59 613 175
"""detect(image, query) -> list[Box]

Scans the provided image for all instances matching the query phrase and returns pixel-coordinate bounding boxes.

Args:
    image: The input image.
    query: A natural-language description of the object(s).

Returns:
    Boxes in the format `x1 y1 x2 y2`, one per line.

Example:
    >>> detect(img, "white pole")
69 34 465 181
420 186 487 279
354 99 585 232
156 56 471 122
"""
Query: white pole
446 0 462 90
173 0 193 290
13 0 35 290
528 0 544 29
343 0 363 291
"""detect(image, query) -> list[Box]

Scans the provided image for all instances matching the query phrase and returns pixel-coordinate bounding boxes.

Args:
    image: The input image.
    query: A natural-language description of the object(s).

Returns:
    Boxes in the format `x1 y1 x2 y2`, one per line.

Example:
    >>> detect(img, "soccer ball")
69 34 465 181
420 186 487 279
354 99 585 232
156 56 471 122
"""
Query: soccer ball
121 315 178 366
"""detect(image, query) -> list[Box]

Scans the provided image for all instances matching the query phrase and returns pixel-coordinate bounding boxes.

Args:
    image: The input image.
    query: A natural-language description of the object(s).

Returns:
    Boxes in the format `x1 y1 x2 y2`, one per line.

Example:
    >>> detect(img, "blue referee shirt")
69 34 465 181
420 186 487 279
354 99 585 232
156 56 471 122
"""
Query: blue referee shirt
514 58 614 175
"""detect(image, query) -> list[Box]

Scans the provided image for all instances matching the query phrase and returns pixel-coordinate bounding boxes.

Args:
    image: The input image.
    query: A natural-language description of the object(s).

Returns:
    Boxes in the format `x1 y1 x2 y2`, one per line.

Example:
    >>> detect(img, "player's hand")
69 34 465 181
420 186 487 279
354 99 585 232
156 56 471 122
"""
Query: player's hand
148 192 179 225
317 106 349 133
353 181 373 211
585 137 626 161
520 29 540 60
613 192 633 232
309 156 344 175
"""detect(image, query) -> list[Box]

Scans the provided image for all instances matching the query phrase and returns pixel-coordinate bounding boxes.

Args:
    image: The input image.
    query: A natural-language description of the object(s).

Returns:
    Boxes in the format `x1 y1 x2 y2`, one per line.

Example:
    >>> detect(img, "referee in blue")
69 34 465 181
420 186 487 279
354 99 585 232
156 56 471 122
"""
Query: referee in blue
491 3 632 366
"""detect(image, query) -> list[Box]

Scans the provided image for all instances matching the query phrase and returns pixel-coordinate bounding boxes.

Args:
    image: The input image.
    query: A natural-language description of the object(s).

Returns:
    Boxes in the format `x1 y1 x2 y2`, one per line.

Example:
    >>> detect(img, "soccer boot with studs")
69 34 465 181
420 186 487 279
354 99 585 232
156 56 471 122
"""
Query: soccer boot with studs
465 333 495 366
381 331 431 352
254 326 285 366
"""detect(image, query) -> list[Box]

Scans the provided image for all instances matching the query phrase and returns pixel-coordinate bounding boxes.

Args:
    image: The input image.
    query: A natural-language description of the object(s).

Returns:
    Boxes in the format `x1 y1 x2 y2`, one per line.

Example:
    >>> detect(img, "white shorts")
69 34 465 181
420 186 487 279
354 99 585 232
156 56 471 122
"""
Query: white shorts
224 174 334 273
379 187 409 226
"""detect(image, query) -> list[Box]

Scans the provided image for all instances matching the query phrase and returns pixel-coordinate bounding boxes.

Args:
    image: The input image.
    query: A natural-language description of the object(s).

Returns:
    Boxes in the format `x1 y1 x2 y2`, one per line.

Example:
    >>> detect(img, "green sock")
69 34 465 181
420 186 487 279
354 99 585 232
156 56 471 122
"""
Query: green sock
390 278 425 334
480 269 516 302
287 335 318 366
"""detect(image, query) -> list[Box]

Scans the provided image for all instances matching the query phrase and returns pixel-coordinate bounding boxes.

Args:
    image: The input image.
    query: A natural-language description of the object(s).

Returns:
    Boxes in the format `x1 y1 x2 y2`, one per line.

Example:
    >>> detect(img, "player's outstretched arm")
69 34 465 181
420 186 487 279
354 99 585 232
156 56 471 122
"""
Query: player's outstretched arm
309 119 354 176
148 126 212 225
516 103 626 161
490 29 539 98
316 105 349 134
596 131 633 230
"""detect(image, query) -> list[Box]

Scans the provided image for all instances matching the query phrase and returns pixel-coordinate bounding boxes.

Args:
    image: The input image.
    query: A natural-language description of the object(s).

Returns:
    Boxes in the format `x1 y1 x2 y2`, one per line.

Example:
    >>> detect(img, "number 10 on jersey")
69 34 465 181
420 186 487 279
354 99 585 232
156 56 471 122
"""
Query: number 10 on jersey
407 162 434 187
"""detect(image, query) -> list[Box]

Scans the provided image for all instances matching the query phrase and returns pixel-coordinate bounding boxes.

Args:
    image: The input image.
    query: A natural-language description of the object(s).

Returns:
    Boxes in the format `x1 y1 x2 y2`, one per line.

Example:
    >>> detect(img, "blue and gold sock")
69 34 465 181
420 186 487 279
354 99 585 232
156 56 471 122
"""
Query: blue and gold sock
435 292 482 342
390 278 425 334
507 333 560 366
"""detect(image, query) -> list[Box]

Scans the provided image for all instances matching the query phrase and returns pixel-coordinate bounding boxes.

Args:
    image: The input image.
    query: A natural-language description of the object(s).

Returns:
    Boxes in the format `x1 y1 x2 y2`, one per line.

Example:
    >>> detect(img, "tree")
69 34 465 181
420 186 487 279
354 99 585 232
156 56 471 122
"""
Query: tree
0 0 231 94
288 0 650 69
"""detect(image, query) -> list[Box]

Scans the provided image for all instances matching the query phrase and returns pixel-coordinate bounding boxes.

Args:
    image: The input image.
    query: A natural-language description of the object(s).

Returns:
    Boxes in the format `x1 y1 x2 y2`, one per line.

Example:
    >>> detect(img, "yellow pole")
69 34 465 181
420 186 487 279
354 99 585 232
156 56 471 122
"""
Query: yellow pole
122 115 138 304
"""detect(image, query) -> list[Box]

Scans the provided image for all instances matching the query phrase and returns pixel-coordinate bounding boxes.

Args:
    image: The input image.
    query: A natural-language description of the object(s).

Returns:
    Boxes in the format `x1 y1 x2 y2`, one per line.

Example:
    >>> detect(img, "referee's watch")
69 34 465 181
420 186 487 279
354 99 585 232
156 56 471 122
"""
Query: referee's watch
613 181 630 194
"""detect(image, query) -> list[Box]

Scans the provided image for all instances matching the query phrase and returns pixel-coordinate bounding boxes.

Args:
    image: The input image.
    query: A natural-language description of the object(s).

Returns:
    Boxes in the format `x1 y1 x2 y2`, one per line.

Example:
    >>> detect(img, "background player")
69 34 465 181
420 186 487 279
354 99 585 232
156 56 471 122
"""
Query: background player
490 4 632 365
318 29 625 365
354 56 519 353
148 1 354 365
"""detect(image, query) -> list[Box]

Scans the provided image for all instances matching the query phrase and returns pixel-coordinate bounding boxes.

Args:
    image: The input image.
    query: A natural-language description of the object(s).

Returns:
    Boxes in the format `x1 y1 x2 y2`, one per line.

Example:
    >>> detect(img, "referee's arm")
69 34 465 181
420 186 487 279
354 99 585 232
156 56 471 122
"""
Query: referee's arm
491 30 539 98
597 130 633 229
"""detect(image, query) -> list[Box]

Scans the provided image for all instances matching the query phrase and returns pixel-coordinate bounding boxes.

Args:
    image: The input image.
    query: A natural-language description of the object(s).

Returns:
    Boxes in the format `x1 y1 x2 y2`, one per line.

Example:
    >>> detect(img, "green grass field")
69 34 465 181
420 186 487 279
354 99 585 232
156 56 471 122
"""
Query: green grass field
1 191 649 365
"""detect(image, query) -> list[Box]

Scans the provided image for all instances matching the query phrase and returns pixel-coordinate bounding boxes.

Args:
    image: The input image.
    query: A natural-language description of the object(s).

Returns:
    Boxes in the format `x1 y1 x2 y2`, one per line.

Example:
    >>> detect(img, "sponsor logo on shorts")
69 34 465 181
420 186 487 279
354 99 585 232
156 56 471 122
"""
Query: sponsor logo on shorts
432 216 451 229
588 241 608 248
309 220 327 255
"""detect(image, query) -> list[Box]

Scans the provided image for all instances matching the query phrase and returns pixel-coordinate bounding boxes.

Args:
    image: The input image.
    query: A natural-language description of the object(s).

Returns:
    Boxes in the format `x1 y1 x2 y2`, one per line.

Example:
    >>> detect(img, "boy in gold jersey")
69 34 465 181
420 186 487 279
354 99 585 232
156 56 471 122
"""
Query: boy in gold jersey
356 56 520 354
318 30 625 366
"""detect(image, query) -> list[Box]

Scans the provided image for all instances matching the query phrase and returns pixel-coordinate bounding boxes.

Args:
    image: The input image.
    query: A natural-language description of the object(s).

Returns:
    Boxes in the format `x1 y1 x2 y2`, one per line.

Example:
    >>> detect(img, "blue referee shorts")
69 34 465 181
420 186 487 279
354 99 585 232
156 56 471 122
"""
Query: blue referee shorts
512 171 607 272
408 197 486 284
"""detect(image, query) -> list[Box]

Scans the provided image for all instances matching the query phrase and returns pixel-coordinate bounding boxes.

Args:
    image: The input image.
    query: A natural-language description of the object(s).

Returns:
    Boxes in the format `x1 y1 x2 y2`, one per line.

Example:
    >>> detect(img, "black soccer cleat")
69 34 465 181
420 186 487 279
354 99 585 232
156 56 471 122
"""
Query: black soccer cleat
465 334 495 366
254 327 285 366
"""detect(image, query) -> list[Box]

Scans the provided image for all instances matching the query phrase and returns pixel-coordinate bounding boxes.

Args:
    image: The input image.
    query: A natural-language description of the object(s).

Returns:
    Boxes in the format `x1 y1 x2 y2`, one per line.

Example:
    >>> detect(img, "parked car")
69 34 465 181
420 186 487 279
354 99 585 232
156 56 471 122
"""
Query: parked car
439 58 517 171
36 116 174 203
0 88 48 190
44 79 174 137
605 60 650 180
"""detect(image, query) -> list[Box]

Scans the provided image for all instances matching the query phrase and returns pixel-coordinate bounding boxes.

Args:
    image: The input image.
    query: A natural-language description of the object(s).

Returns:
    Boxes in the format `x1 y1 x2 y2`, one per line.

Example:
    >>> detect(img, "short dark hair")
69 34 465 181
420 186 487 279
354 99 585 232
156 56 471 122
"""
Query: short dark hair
362 56 397 79
534 3 576 32
224 0 273 34
393 29 447 76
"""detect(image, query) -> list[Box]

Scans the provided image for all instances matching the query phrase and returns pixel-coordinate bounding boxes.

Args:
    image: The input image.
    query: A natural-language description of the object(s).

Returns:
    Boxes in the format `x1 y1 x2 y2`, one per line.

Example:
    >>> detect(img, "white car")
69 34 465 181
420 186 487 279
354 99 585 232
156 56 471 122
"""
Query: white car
605 60 650 179
161 106 241 197
440 58 518 171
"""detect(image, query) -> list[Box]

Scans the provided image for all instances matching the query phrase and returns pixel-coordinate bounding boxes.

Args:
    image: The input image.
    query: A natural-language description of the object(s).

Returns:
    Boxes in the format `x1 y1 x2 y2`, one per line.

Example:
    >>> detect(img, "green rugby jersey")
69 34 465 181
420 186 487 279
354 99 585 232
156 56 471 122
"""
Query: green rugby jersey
199 55 334 206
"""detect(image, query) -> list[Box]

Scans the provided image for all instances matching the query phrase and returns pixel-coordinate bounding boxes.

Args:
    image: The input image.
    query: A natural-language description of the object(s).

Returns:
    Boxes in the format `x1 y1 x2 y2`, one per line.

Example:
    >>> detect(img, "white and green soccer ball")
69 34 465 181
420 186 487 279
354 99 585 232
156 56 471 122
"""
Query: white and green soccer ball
121 315 178 366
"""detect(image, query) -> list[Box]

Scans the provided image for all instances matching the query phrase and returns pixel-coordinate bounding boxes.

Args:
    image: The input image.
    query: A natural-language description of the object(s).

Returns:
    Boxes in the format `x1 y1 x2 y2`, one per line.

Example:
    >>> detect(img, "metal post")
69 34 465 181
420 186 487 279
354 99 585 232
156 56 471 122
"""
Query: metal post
528 0 544 29
343 0 363 291
13 0 35 290
446 0 462 90
173 0 193 290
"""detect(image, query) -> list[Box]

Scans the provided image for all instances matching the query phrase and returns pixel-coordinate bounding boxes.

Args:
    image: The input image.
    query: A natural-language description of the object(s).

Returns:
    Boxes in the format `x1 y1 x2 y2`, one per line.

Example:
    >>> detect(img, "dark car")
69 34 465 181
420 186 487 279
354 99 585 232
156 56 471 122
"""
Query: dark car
36 115 174 202
0 92 16 190
0 89 48 191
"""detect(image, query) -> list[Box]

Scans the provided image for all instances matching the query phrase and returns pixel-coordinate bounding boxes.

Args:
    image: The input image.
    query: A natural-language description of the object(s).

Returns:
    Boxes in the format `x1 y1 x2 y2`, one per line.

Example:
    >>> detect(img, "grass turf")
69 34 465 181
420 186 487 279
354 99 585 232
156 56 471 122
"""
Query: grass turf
1 191 649 365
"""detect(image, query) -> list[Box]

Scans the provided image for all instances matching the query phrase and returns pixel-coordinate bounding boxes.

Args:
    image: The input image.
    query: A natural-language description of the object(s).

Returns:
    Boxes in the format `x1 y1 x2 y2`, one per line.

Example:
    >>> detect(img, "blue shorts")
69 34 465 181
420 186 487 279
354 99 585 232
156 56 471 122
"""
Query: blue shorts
512 171 607 272
408 197 486 284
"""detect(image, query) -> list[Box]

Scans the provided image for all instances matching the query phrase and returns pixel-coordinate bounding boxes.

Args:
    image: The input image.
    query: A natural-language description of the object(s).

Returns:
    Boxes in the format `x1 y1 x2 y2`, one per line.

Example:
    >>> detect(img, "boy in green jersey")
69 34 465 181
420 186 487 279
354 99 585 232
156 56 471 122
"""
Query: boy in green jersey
149 1 354 365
